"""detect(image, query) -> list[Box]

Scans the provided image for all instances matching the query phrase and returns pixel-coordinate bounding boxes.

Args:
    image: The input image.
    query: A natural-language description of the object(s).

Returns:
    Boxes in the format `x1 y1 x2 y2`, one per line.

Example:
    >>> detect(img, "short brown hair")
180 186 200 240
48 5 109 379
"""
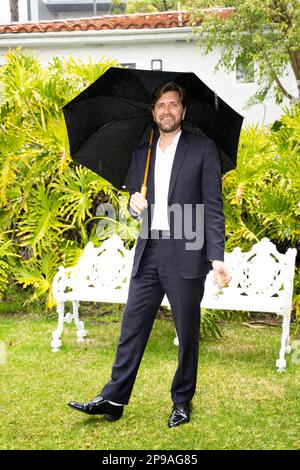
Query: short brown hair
152 82 186 108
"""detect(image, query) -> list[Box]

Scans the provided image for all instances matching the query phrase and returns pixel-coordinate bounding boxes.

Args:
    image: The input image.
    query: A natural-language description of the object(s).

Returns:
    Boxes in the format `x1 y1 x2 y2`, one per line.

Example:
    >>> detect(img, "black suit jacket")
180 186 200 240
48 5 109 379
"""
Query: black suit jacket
127 130 225 278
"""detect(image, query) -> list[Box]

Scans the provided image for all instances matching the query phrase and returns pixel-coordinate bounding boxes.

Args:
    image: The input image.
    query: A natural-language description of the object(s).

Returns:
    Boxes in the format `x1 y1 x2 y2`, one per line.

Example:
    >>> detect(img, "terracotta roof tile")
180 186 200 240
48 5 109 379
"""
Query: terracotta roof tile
0 8 234 35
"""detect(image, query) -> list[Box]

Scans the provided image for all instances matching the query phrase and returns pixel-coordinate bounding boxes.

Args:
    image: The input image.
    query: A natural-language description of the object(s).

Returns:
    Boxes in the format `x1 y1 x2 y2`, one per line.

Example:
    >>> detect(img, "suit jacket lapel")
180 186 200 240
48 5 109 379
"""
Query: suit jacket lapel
167 130 189 203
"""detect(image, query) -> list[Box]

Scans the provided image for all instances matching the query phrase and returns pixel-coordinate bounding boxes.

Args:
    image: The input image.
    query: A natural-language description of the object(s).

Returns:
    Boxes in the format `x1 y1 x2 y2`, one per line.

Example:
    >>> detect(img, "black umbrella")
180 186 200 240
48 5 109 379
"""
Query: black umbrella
62 67 243 191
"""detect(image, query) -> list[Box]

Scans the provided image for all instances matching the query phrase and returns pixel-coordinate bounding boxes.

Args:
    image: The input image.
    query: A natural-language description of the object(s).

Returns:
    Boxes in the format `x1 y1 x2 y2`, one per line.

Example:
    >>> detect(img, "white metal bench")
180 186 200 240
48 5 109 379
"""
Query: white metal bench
51 235 296 371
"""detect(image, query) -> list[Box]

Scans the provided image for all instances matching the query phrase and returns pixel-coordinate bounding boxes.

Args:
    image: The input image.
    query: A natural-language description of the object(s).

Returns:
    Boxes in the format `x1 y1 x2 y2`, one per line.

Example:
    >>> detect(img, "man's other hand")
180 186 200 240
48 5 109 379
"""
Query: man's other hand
130 192 148 215
211 260 232 288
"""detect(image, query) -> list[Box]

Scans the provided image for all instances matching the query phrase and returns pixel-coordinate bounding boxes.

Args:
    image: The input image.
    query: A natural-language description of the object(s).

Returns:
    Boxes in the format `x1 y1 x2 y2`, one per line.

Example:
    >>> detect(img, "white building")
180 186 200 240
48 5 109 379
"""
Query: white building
26 0 126 21
0 0 126 23
0 8 294 126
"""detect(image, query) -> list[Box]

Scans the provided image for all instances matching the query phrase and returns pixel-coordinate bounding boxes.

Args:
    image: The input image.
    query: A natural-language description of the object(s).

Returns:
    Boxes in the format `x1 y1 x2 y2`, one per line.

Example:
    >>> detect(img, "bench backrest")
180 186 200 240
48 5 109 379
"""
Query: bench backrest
69 235 134 289
202 238 296 311
55 236 296 310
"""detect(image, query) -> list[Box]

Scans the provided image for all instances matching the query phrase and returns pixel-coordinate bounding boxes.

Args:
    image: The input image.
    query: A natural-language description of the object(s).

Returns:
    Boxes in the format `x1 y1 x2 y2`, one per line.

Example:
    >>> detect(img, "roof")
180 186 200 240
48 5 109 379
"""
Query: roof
0 8 234 34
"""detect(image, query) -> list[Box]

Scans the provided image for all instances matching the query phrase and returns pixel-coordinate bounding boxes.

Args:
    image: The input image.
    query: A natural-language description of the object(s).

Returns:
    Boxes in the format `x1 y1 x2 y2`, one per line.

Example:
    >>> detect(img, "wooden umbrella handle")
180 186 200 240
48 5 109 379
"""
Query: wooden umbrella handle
140 127 155 198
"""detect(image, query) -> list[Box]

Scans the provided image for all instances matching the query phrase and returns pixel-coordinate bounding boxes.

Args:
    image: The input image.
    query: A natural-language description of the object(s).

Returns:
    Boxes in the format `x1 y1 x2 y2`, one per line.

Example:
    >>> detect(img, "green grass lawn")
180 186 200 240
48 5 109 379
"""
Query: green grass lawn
0 308 300 450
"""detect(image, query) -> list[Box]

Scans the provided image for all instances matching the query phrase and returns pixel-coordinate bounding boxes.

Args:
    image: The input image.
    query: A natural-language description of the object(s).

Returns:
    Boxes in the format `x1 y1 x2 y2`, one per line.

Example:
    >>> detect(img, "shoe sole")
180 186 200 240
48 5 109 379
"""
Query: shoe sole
105 414 122 422
68 403 122 421
168 418 190 428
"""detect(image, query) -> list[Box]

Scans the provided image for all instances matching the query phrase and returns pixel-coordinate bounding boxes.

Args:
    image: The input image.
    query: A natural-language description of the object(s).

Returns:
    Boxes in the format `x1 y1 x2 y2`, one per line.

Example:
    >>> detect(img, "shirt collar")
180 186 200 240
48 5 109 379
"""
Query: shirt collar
157 129 182 151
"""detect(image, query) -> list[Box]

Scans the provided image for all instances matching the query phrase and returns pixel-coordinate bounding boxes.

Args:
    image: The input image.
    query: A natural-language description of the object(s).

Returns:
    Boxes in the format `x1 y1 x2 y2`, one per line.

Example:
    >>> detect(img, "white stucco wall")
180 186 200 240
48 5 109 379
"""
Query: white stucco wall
0 26 294 127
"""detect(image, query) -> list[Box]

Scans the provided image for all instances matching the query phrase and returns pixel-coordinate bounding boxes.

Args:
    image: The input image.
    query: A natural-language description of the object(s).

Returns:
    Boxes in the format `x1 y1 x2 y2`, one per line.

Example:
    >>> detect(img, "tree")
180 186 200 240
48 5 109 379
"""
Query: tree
9 0 19 22
126 0 189 14
188 0 300 105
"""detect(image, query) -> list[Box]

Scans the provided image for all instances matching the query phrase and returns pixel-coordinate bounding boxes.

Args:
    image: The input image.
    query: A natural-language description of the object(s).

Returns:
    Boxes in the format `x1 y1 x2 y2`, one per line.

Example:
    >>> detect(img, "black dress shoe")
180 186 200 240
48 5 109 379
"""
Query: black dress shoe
68 395 123 421
168 402 190 428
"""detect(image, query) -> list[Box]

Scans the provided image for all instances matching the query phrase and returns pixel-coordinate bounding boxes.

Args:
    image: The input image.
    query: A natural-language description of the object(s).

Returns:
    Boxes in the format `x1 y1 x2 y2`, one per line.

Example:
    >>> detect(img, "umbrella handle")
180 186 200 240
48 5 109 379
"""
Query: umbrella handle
140 126 155 199
141 184 147 198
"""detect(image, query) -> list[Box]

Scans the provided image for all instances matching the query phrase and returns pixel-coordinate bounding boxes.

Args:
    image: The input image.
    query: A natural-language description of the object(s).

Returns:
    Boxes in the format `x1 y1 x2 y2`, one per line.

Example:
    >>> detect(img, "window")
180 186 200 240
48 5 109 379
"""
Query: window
151 59 162 71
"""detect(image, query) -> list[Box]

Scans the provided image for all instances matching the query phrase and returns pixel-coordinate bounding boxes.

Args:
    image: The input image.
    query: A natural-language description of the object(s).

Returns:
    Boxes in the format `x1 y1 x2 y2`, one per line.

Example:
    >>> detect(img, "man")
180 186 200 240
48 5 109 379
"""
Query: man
68 82 231 427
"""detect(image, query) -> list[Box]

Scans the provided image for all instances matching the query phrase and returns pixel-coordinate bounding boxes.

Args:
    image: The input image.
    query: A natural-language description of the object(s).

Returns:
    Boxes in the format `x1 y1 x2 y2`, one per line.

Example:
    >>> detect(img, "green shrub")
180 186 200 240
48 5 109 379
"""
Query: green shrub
0 49 136 307
223 105 300 321
0 48 298 327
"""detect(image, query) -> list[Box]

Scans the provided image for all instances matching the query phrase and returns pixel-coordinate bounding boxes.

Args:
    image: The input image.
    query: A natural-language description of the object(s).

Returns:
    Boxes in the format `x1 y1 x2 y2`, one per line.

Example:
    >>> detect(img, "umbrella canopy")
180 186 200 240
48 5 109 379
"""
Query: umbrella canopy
62 67 243 190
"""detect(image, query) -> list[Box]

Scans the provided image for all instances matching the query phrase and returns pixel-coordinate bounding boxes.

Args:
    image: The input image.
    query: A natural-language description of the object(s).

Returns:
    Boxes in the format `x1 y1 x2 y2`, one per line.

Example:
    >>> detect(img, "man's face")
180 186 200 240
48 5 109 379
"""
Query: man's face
152 91 186 133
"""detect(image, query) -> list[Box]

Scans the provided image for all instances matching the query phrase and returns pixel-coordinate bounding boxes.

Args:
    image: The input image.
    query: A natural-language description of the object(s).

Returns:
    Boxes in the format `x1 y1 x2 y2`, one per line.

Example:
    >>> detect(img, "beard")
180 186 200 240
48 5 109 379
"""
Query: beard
155 114 184 133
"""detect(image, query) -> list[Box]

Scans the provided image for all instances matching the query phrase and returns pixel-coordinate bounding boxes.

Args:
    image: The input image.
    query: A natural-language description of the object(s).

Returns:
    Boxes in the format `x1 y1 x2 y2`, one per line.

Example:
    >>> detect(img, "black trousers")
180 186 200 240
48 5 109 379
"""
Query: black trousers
100 234 206 405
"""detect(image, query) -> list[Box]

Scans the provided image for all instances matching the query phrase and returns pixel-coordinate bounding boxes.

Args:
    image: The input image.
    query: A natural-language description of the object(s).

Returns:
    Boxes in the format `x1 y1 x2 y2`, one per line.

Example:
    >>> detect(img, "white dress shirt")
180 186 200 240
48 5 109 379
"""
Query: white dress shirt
151 130 182 231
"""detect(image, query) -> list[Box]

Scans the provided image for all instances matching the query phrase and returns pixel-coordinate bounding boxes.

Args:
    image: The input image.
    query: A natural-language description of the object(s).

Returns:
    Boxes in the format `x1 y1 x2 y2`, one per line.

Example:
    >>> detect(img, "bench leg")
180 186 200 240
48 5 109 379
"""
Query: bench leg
276 311 291 372
284 313 292 355
50 301 88 351
51 301 65 352
72 301 88 343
